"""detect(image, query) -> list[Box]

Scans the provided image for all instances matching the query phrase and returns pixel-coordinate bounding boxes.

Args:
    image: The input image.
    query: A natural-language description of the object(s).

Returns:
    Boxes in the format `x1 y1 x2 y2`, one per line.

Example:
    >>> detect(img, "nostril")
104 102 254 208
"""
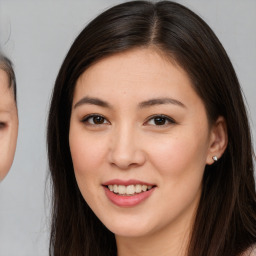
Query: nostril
108 147 146 170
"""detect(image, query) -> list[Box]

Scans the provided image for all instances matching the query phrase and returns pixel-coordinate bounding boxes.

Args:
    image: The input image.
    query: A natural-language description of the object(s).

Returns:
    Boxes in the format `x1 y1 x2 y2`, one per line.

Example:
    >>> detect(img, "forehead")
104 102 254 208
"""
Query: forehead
0 69 15 112
74 48 197 104
81 48 183 78
0 69 9 88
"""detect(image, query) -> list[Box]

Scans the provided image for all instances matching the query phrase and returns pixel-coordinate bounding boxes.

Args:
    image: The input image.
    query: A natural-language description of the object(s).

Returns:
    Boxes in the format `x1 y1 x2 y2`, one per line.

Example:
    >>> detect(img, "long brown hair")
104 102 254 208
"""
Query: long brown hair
47 1 256 255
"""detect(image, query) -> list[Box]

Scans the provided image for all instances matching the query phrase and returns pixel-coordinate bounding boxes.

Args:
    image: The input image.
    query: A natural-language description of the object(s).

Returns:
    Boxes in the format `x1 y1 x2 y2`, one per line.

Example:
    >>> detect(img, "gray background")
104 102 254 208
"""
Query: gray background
0 1 255 255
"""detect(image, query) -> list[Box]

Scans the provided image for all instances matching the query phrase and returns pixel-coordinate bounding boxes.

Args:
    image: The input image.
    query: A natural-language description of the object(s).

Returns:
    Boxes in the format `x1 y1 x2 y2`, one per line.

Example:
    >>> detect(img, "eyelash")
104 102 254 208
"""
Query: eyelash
81 114 176 127
81 114 110 126
145 114 176 127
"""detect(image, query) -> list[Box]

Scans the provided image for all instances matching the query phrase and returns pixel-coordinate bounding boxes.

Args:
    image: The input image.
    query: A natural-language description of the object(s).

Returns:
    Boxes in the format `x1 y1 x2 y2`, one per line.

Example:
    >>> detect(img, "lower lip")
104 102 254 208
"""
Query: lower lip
103 186 155 207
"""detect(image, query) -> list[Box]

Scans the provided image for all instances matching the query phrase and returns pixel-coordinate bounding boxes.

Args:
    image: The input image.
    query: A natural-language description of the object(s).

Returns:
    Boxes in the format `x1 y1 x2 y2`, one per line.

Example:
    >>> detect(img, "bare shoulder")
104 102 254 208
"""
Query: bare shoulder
241 245 256 256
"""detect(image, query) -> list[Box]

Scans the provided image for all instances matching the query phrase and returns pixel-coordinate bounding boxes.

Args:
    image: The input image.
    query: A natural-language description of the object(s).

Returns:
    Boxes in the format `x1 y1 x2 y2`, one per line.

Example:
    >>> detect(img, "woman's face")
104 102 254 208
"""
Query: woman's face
69 48 218 239
0 69 18 181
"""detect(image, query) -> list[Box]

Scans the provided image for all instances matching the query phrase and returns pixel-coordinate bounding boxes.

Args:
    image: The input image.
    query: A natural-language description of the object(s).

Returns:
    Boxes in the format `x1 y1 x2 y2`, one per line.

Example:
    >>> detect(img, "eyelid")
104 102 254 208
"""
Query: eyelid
81 113 110 125
79 113 176 127
144 114 176 126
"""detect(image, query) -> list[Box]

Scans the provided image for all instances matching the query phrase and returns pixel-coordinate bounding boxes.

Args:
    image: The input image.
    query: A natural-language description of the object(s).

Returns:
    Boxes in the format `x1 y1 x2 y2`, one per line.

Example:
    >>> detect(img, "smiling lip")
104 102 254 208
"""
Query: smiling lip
102 179 155 186
102 179 156 207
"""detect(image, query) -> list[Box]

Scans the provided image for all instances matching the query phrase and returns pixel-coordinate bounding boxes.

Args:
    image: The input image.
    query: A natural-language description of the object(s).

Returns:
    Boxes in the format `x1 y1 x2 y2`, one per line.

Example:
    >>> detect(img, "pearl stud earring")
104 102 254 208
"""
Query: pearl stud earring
212 156 218 162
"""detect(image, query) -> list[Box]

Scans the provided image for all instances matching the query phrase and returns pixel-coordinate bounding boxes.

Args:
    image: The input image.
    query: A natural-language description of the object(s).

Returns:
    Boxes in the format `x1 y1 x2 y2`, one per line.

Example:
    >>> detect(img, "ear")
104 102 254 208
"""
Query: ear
206 116 228 165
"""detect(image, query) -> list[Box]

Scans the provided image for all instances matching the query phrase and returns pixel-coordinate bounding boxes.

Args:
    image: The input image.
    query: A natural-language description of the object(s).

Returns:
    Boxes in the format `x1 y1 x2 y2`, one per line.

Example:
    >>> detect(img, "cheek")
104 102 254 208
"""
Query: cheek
0 144 13 180
147 130 209 178
69 127 108 182
0 128 18 180
69 127 110 210
143 132 209 224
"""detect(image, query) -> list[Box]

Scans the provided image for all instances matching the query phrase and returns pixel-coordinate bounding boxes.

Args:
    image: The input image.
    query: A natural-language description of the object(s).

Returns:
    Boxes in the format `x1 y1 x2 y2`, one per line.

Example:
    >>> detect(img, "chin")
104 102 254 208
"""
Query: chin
109 225 151 238
100 214 156 238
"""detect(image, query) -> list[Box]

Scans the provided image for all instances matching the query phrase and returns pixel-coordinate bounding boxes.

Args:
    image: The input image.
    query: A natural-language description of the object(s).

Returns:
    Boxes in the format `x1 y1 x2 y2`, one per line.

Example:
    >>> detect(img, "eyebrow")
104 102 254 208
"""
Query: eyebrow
73 96 186 109
74 96 112 109
138 97 186 109
0 106 15 114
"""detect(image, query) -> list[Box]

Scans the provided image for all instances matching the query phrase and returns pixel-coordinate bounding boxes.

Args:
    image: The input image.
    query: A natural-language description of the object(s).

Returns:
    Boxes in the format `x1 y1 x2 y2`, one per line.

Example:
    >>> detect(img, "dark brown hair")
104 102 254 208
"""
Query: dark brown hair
0 53 17 102
47 1 256 255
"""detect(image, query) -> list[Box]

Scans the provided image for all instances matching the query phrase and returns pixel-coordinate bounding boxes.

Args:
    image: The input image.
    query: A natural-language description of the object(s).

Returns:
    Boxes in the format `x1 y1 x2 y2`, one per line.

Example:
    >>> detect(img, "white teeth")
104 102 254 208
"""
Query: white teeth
135 184 142 193
126 185 135 195
118 185 126 195
107 184 153 195
142 185 147 192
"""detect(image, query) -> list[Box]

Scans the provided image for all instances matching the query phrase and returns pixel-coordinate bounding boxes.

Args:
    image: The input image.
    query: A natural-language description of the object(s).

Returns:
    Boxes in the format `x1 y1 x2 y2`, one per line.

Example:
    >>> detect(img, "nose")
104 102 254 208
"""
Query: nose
108 125 146 170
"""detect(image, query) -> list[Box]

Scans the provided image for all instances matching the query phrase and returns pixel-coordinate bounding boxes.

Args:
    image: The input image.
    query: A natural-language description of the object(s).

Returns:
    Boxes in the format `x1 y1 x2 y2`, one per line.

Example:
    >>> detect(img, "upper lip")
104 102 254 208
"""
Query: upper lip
102 179 155 186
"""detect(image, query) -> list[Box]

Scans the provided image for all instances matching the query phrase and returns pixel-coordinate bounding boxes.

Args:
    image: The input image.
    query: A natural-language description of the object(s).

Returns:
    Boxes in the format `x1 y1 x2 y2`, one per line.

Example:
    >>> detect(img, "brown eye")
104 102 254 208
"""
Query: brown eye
92 116 105 124
146 115 176 126
153 116 167 125
0 122 6 129
82 114 109 125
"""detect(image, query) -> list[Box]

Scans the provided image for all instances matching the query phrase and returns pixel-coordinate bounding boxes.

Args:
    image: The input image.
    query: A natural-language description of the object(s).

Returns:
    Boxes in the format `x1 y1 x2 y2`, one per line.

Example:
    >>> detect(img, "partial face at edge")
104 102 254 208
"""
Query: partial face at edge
0 69 18 181
69 48 227 239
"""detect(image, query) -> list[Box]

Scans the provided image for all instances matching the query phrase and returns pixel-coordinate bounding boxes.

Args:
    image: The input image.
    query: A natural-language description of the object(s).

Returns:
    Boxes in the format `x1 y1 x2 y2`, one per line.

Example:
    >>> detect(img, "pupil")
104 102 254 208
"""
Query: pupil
154 117 166 125
93 116 104 124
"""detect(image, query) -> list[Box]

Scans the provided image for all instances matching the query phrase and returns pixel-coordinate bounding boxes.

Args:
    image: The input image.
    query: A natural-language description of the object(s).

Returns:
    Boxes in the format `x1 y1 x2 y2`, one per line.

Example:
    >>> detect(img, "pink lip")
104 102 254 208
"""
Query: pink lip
102 179 155 186
102 179 156 207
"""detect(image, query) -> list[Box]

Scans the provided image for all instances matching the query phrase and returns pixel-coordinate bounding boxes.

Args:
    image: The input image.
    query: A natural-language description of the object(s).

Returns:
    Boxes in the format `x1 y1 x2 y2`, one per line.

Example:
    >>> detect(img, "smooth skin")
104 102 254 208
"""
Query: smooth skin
0 69 18 181
69 48 227 256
